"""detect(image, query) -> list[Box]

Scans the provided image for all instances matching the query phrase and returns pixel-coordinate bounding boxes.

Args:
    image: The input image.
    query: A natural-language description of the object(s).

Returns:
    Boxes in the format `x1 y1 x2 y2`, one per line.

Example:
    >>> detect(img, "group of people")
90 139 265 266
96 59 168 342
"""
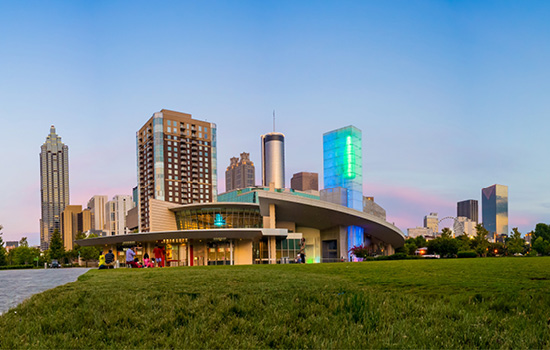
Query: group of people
98 244 167 269
98 250 116 269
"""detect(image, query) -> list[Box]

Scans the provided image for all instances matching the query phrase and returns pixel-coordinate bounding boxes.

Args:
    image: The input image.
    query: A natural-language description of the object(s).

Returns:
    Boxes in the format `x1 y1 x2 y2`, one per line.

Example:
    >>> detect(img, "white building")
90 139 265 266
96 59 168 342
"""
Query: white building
105 195 134 236
457 216 477 238
407 227 433 238
87 195 108 236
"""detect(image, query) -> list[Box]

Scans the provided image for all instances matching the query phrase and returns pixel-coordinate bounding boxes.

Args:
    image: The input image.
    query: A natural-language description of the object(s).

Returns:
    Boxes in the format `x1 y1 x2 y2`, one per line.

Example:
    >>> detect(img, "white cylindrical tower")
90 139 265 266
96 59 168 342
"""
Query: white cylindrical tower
261 132 285 189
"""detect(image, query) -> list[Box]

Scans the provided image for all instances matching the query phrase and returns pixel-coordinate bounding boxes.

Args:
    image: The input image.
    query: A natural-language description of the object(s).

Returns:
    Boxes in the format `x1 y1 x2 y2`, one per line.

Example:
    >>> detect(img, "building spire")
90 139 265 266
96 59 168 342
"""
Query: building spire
273 110 275 132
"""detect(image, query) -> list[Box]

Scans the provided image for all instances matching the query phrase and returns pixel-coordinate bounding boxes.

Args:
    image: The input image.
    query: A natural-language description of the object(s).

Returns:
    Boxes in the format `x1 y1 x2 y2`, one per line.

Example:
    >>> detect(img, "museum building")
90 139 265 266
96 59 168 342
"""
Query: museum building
75 187 405 266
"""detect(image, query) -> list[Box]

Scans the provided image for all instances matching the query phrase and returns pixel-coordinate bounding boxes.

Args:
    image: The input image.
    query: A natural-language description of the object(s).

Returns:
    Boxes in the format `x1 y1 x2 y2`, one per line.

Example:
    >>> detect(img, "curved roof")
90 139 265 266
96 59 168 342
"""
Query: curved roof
256 191 405 247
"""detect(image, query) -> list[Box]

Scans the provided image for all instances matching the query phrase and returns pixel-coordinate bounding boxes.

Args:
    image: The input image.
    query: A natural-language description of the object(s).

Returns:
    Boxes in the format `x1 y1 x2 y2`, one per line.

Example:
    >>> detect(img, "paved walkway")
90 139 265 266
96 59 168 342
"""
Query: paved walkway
0 268 91 315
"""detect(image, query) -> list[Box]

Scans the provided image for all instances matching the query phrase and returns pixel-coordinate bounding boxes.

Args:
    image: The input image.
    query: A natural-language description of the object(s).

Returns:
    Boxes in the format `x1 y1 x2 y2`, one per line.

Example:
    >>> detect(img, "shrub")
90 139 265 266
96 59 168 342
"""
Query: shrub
457 251 477 258
388 253 408 260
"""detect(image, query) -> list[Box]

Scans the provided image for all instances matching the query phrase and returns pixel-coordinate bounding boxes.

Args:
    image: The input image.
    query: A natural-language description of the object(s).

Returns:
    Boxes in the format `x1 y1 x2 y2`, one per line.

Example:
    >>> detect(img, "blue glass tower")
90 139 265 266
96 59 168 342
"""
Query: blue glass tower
323 126 364 259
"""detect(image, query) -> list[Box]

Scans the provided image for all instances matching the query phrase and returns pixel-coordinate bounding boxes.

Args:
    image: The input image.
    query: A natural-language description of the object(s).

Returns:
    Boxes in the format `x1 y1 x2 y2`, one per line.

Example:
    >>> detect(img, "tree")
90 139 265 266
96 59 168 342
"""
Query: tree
533 223 550 242
19 237 28 247
455 234 472 252
0 225 6 266
472 224 490 257
8 245 40 265
404 239 418 256
78 233 101 267
49 229 65 260
441 227 453 239
506 228 526 255
533 237 550 255
427 233 458 257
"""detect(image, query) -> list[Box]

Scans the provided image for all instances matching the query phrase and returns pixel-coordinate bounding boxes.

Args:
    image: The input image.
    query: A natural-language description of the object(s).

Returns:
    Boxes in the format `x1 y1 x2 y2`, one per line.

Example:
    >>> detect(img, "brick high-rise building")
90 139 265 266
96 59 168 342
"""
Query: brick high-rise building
40 125 69 250
290 172 318 191
225 152 255 192
137 109 217 232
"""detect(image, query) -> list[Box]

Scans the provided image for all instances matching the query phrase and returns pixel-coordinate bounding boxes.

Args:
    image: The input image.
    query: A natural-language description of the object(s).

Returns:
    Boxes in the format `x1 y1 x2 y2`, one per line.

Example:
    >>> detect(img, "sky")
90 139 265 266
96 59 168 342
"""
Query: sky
1 0 549 245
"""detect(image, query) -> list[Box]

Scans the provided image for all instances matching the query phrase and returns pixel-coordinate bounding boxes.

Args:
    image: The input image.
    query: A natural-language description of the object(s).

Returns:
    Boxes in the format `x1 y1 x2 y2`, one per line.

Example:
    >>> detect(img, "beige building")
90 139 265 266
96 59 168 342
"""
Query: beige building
225 152 255 191
61 205 92 250
424 212 439 234
407 227 433 239
137 109 217 232
87 195 108 235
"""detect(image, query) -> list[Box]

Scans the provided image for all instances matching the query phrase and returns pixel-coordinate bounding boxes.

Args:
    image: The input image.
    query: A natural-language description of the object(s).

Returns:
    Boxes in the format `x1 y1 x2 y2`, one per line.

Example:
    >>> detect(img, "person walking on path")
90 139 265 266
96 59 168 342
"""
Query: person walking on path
153 244 165 267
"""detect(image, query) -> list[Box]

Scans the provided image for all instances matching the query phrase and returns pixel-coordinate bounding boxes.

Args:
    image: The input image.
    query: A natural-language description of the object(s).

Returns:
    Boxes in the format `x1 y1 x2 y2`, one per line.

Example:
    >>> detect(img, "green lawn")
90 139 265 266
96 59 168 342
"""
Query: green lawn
1 258 549 349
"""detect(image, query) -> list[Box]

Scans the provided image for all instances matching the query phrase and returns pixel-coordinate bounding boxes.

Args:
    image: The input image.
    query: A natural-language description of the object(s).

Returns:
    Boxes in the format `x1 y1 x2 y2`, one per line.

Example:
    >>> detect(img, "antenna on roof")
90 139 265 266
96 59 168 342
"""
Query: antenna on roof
273 110 275 132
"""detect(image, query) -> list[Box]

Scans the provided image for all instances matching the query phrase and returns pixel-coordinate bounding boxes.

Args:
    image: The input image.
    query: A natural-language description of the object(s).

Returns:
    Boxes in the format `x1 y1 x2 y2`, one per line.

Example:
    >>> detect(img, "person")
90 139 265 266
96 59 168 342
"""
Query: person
146 258 154 268
143 252 150 267
98 252 107 269
104 249 116 269
300 238 306 264
126 246 140 268
153 244 164 267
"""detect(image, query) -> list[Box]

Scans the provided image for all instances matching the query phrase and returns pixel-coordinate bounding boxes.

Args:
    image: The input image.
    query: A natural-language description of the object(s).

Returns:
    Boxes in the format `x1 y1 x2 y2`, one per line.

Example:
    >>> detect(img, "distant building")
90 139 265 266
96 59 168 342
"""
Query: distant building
5 241 18 252
126 207 139 233
482 184 508 241
407 227 433 238
61 205 92 250
291 172 319 192
137 109 217 232
363 197 386 220
457 199 478 224
456 216 477 238
105 195 134 236
525 232 533 245
424 212 438 234
87 195 108 236
40 125 70 251
320 187 348 207
261 133 285 189
226 152 255 191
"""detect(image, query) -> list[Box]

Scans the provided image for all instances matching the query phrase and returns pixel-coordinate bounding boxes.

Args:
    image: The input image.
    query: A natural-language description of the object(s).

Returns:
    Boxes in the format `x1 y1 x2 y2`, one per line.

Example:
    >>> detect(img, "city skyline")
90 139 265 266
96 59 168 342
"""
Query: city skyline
1 1 550 244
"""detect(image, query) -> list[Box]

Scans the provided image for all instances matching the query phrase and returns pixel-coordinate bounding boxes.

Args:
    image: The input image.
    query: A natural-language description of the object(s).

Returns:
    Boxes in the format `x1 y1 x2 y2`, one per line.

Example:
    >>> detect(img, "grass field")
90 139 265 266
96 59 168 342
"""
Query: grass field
1 258 549 349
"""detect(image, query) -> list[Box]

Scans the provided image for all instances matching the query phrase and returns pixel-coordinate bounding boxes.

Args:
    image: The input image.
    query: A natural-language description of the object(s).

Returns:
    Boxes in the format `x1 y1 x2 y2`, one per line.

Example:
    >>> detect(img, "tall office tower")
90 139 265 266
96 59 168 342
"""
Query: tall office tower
323 126 363 257
457 199 478 224
424 212 439 234
261 132 285 188
323 126 363 210
105 195 134 236
482 184 508 240
40 125 69 251
137 109 217 232
61 205 91 250
87 195 108 235
290 172 319 191
225 152 255 191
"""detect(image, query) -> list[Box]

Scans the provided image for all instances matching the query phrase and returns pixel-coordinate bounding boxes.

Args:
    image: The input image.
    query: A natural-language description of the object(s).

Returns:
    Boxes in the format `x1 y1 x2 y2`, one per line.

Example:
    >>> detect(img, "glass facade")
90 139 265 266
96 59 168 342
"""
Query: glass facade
323 126 363 211
217 187 320 204
482 184 508 240
323 126 364 258
175 207 262 230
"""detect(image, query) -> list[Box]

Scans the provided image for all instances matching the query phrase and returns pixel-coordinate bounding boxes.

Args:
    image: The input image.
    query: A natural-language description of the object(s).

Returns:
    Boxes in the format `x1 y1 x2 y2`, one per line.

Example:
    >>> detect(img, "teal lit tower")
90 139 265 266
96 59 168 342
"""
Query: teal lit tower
323 126 363 257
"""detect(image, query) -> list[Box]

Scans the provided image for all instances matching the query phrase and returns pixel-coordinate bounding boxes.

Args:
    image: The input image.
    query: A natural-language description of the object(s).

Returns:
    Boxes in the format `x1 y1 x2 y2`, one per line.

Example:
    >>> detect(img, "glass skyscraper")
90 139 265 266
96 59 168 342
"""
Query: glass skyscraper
40 125 69 251
323 126 364 258
323 126 363 211
482 184 508 240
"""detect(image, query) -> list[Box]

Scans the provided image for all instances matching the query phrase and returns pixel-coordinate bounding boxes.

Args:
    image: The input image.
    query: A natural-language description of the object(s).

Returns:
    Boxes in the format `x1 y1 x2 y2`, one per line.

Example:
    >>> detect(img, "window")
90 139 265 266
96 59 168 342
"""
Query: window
167 120 172 126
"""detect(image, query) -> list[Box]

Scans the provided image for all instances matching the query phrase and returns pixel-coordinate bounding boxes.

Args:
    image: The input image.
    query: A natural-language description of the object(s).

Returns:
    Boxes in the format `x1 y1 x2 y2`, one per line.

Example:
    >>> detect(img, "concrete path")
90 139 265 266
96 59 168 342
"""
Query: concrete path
0 268 91 315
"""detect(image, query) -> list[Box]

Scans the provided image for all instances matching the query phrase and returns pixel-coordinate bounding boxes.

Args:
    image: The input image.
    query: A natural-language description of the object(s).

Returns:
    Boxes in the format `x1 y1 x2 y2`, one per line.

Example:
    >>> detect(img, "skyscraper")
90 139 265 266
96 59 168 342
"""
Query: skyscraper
482 184 508 240
261 132 285 188
457 199 478 224
323 126 363 211
137 109 217 232
225 152 255 192
322 125 363 257
290 172 319 192
40 125 69 250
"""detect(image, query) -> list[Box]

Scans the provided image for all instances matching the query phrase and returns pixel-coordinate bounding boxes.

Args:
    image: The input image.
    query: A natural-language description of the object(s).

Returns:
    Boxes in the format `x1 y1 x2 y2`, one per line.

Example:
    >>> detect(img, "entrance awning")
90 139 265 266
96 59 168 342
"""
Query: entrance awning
74 228 288 247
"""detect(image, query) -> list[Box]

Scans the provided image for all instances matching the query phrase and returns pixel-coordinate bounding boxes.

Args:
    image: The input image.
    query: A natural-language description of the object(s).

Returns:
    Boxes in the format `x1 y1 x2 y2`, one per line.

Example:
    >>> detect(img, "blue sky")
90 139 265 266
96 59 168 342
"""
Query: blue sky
1 1 549 245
